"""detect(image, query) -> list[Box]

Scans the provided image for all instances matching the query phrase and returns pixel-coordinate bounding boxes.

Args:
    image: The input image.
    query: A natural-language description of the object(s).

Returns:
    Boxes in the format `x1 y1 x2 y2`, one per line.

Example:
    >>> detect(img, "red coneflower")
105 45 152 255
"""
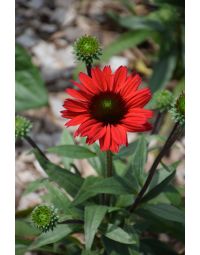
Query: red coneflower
61 66 153 153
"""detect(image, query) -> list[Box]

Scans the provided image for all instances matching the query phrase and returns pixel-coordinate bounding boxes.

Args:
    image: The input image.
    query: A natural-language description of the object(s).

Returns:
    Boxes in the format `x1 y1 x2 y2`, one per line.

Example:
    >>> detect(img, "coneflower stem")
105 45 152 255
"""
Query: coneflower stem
58 219 84 225
105 150 113 205
129 123 183 212
86 63 92 77
151 111 163 134
25 136 48 160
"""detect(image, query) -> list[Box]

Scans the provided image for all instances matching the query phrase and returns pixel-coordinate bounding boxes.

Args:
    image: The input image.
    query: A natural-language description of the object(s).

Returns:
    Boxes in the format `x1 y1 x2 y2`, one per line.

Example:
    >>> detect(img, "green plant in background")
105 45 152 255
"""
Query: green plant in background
31 205 59 233
74 35 102 76
107 0 185 92
15 44 48 112
170 92 185 127
15 34 185 255
15 115 32 140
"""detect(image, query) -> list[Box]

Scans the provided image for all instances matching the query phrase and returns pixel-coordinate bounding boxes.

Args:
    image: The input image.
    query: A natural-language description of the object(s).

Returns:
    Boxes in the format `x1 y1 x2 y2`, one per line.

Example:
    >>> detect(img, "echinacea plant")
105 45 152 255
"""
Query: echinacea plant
31 205 59 232
16 36 185 255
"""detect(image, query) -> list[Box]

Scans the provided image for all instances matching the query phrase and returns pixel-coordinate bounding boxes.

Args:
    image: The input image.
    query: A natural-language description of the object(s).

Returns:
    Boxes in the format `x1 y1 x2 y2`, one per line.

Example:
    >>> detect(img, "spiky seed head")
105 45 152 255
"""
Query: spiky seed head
31 205 59 232
73 35 102 64
150 89 174 112
15 115 32 140
170 92 185 126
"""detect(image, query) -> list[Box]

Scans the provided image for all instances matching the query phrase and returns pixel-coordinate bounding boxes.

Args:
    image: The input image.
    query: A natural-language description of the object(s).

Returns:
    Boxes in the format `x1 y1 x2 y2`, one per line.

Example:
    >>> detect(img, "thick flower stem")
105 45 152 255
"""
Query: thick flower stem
25 136 48 160
86 63 92 77
129 123 183 212
151 111 164 134
107 150 113 178
58 219 84 225
105 150 113 205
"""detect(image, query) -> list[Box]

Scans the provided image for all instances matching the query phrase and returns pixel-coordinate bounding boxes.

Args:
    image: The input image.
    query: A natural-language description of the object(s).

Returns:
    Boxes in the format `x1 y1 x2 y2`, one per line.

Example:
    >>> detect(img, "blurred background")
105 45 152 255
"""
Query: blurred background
16 0 185 252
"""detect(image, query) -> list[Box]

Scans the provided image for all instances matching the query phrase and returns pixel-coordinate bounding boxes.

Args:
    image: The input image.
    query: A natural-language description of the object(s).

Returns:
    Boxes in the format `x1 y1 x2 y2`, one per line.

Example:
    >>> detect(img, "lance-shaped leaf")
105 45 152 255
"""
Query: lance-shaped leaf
29 225 74 250
125 135 147 188
34 150 83 197
15 44 48 112
73 176 134 206
103 224 138 244
84 205 108 250
140 170 176 203
48 145 96 159
136 203 184 224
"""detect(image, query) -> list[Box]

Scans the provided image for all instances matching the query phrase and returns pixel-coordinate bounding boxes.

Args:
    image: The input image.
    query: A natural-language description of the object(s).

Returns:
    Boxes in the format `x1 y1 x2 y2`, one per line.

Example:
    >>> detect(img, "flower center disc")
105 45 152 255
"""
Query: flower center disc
90 92 126 124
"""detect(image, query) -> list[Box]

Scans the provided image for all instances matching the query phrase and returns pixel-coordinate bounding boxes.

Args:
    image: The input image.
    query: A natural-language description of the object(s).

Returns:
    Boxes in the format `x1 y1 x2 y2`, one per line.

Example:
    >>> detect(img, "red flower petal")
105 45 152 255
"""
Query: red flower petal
61 66 153 153
113 66 127 91
120 73 142 98
66 88 90 101
65 114 90 127
126 88 152 108
63 99 88 112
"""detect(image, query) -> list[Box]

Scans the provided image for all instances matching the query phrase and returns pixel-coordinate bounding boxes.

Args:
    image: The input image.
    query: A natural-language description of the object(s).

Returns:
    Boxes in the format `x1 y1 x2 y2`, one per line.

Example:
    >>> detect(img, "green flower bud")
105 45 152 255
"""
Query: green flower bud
170 92 185 126
73 35 102 65
150 89 174 112
15 115 32 140
31 205 59 232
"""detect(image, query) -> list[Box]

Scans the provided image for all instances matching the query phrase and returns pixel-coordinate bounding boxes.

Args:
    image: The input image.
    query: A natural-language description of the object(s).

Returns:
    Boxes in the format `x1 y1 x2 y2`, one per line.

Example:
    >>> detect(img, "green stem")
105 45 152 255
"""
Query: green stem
105 150 113 205
86 62 92 77
151 111 163 134
106 150 113 178
58 219 84 225
129 123 183 212
25 136 48 160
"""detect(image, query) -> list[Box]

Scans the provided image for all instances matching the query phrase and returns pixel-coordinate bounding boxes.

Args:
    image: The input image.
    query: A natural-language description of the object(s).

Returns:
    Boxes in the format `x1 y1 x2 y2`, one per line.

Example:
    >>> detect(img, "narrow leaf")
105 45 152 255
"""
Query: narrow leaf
140 170 176 203
73 176 134 206
149 53 177 92
127 135 147 187
34 150 83 197
104 224 137 244
102 31 152 62
48 145 96 159
15 44 48 112
137 204 184 224
29 225 73 250
60 129 75 168
84 205 108 250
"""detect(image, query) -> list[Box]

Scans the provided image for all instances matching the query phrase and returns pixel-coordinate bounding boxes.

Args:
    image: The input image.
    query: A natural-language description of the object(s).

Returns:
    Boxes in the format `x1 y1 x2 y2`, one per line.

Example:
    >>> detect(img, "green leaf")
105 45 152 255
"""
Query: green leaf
42 181 71 212
140 238 178 255
149 53 177 92
137 204 184 224
164 185 183 207
103 224 138 244
48 145 96 159
81 250 100 255
84 205 108 250
140 171 176 203
102 236 139 255
60 129 75 168
16 243 29 255
73 30 152 79
16 45 34 71
16 220 40 238
116 15 165 32
88 143 107 176
154 0 184 7
73 176 134 206
15 44 48 112
114 140 138 159
29 224 73 250
102 31 152 62
34 150 83 197
23 178 48 195
129 135 147 186
115 194 135 208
